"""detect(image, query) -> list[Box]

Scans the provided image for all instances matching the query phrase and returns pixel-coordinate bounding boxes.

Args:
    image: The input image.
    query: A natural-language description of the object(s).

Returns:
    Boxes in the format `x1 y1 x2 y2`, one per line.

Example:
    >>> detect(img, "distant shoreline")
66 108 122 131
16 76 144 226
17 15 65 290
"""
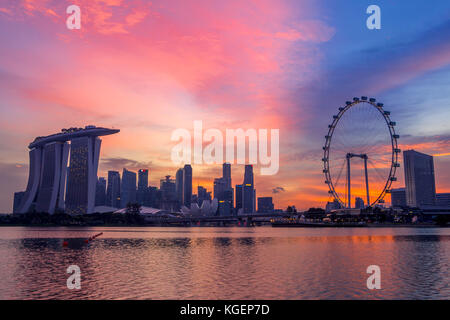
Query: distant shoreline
0 223 448 228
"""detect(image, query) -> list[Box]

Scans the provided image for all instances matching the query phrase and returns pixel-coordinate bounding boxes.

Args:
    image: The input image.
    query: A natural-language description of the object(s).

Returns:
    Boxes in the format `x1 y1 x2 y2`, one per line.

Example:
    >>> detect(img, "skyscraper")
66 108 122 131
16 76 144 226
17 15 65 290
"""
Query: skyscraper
222 162 232 189
95 177 107 206
182 164 192 208
235 184 243 212
137 169 149 205
243 164 255 213
65 136 101 215
391 188 406 208
257 197 274 213
121 168 137 208
214 178 226 200
436 193 450 208
175 168 184 207
160 175 177 211
403 150 436 207
106 170 121 208
214 163 234 216
197 186 211 206
13 191 25 214
36 141 70 214
138 169 149 190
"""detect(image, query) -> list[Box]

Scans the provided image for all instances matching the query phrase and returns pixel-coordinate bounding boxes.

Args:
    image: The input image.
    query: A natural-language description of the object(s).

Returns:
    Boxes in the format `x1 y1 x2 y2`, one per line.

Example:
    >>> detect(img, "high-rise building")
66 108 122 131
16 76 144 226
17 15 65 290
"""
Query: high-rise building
35 141 70 214
138 169 149 190
235 184 243 212
121 168 137 208
214 178 226 200
16 126 119 215
214 163 234 216
65 136 102 215
18 141 70 214
160 175 177 211
391 188 407 208
197 186 211 206
17 148 43 214
257 197 274 213
137 169 149 205
143 186 158 207
243 165 255 213
175 168 184 207
106 170 121 208
95 177 107 206
13 191 25 214
355 197 365 209
436 193 450 208
182 164 192 207
222 163 232 189
403 150 436 207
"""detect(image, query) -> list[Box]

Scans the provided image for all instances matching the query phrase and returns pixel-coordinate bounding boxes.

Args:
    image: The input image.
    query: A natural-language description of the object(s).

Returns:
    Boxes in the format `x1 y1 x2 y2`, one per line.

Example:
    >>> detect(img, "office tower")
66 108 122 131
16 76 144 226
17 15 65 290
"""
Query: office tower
235 184 243 211
403 150 436 207
95 177 107 206
243 164 255 213
13 191 25 213
355 197 365 209
214 178 226 200
214 164 234 216
106 170 121 208
143 186 158 207
391 188 407 208
138 169 149 190
436 193 450 208
197 186 211 206
121 168 137 208
183 164 192 207
175 168 184 206
137 169 149 205
222 162 232 189
160 175 177 211
257 197 274 213
244 164 254 186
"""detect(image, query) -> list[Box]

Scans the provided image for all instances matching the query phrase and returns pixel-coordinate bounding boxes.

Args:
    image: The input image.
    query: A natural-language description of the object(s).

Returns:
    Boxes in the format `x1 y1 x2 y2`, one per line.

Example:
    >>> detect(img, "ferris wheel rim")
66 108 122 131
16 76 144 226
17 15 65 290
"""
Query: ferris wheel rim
322 97 400 208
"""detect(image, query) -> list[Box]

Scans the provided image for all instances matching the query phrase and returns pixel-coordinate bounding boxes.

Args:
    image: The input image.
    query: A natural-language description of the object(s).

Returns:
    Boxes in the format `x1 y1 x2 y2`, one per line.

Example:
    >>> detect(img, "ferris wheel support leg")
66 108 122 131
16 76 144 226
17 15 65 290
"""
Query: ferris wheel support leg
347 154 351 209
364 155 370 208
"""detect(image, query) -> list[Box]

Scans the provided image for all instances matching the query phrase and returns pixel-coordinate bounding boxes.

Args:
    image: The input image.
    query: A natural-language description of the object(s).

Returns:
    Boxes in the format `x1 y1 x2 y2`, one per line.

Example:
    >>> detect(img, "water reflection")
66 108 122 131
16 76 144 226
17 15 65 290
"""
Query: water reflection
0 227 448 299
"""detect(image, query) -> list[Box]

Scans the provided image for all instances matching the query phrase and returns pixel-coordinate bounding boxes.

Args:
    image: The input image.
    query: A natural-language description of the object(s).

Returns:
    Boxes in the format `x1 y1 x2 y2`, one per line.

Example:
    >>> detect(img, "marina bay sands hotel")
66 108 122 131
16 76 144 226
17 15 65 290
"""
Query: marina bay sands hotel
15 126 119 215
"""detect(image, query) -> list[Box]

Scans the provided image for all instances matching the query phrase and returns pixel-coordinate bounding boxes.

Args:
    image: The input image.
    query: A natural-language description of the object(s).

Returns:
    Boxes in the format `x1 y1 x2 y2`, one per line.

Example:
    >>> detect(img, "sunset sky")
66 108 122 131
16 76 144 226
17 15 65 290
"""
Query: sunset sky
0 0 449 212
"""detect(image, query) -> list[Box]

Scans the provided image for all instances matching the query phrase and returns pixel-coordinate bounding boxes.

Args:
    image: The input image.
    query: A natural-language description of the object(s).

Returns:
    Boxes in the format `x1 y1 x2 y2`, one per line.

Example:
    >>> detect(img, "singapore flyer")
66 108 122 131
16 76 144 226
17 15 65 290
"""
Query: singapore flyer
323 97 401 208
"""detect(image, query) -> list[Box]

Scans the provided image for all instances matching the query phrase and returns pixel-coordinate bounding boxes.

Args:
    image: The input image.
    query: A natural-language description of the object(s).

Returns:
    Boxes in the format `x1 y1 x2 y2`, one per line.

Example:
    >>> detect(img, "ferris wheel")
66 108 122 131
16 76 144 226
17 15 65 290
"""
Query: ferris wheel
322 97 400 209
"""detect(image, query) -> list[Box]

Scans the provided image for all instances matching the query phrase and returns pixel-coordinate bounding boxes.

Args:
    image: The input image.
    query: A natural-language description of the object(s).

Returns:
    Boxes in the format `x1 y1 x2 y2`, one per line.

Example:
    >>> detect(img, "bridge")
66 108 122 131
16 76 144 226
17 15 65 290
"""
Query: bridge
145 213 288 226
